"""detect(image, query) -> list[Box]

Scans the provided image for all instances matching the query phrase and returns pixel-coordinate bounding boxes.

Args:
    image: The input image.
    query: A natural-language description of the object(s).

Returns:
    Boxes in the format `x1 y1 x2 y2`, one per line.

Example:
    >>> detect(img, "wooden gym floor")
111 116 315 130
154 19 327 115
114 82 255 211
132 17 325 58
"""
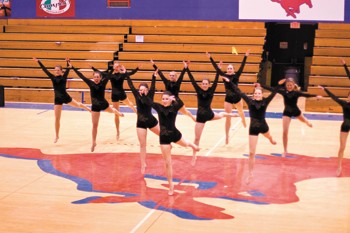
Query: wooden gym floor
0 95 349 233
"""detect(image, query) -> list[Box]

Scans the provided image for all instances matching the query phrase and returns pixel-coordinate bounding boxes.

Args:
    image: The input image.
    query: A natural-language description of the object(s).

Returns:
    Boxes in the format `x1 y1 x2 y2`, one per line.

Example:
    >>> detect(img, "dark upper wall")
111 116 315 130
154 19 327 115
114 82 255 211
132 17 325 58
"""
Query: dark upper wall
8 0 350 22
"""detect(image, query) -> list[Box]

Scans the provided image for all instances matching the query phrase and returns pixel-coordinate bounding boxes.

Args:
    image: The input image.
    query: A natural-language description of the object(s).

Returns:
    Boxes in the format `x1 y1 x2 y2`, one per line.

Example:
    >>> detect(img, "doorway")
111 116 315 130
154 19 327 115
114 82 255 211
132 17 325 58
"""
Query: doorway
264 23 317 90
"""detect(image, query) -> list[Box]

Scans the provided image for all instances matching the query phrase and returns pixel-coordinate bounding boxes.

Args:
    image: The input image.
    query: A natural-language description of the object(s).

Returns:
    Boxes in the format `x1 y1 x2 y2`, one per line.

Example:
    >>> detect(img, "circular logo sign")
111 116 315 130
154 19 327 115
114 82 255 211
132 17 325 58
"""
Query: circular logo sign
40 0 71 15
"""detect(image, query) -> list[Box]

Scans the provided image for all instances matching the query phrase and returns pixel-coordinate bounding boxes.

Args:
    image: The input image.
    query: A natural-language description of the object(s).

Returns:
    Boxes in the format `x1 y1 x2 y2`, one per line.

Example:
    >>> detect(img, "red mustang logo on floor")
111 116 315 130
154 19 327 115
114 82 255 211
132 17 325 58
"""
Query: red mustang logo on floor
271 0 313 18
0 147 348 220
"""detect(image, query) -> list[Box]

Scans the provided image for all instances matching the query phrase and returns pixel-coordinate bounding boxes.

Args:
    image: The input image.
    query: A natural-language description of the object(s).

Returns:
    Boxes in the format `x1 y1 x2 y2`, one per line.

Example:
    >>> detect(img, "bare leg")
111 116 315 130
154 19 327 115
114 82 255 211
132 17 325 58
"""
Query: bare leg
247 135 258 183
193 122 205 165
104 105 124 117
112 102 121 140
137 128 148 174
160 144 174 195
296 113 312 128
336 132 349 176
224 102 233 145
124 97 137 113
234 100 247 128
53 105 62 143
217 112 239 119
175 137 200 166
179 105 196 122
262 131 277 145
282 116 292 157
149 124 160 136
68 99 91 112
91 111 100 152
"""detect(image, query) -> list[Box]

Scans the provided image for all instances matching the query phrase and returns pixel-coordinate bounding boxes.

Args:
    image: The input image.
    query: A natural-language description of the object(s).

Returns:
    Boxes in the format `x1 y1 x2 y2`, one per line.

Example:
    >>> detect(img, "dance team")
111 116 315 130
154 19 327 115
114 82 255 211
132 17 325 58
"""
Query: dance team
33 52 350 195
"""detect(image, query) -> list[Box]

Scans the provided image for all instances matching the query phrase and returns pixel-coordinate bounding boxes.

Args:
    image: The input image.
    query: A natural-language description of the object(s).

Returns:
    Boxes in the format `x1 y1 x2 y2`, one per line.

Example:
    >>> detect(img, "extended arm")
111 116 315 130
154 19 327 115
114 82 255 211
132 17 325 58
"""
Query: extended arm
321 86 344 106
207 52 226 76
186 68 201 93
34 58 52 77
235 52 249 76
151 60 168 83
71 66 91 84
341 58 350 79
210 72 220 94
149 71 157 99
176 68 186 86
126 76 138 97
126 67 140 76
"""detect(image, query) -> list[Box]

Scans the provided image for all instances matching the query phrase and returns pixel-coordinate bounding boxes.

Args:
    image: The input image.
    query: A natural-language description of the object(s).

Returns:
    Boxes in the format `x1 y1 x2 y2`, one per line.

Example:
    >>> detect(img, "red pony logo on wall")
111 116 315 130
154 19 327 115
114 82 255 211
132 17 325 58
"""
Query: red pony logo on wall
239 0 344 21
271 0 313 18
36 0 75 17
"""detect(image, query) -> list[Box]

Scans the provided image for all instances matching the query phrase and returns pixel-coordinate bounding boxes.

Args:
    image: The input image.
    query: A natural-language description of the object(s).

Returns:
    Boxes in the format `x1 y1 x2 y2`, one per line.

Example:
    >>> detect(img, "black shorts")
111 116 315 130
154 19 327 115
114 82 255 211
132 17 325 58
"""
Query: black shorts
196 110 214 123
137 117 158 129
160 131 182 145
341 122 350 133
54 94 72 105
225 93 242 104
283 108 301 118
249 122 269 136
111 92 127 102
91 100 109 112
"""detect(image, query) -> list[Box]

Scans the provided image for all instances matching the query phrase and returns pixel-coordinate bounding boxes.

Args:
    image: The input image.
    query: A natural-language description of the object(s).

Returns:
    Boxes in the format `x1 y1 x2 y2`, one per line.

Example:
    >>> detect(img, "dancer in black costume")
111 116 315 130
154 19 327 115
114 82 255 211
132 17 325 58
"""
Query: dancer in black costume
227 80 277 182
92 61 138 140
151 60 196 122
152 91 199 195
70 61 123 152
126 70 160 174
186 61 238 165
263 78 320 157
319 85 350 176
207 50 250 144
33 57 91 143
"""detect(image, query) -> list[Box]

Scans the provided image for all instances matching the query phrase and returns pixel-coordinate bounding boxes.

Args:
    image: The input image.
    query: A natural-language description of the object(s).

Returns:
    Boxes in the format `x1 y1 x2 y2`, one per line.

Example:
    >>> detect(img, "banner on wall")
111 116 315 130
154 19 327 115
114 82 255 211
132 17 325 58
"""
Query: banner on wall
0 0 11 17
239 0 345 21
36 0 75 17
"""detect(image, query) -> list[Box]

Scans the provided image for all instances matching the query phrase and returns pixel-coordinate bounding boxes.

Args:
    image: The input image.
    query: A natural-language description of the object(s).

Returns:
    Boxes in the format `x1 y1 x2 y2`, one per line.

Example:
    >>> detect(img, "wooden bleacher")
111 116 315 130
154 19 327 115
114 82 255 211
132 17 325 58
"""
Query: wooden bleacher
306 23 350 113
0 19 126 105
0 19 264 108
119 21 265 107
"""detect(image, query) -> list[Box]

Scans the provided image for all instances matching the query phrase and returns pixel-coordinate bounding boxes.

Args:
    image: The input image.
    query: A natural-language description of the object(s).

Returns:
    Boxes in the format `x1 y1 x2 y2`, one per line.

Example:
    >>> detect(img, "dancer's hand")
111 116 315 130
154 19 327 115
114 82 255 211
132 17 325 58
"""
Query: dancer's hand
222 77 230 82
154 69 159 76
119 65 126 73
218 61 223 69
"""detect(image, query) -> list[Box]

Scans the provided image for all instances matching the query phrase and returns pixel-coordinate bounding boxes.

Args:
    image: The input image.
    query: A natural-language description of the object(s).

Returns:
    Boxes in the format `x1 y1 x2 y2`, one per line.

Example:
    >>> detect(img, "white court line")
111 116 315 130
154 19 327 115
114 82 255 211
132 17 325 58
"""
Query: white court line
130 209 157 233
205 119 242 156
130 119 242 233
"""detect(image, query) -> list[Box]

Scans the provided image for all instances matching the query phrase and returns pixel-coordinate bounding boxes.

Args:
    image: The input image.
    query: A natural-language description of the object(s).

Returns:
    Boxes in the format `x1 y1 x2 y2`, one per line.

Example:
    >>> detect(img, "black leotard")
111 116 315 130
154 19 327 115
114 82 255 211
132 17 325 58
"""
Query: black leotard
92 66 138 102
73 67 109 112
262 84 316 117
187 68 219 123
209 56 247 104
153 64 186 108
37 60 72 105
232 83 276 136
126 74 158 129
324 88 350 133
152 100 182 145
